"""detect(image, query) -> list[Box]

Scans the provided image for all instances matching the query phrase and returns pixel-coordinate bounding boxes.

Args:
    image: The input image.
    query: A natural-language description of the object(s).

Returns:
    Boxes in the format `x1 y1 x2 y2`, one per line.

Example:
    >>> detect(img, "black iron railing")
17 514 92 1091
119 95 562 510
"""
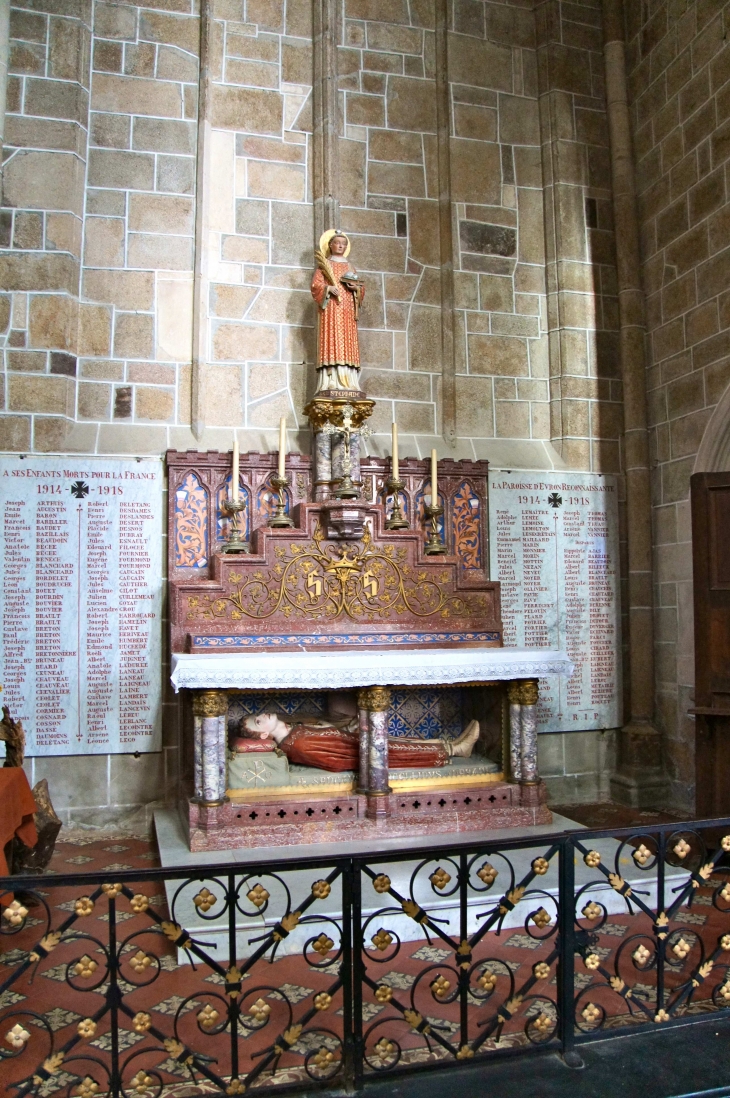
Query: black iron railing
2 818 730 1096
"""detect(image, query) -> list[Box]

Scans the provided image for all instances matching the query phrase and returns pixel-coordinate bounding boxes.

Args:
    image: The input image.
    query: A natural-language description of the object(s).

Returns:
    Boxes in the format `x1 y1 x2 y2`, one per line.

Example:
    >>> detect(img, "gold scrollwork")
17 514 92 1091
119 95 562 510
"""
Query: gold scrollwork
187 522 486 625
193 690 229 718
304 397 375 431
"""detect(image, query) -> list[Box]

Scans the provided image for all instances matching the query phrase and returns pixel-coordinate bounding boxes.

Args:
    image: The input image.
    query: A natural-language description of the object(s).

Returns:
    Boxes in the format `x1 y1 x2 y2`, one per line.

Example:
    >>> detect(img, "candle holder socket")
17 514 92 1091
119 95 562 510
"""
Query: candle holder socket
334 470 360 500
385 476 408 530
220 498 251 553
269 473 294 528
424 503 447 555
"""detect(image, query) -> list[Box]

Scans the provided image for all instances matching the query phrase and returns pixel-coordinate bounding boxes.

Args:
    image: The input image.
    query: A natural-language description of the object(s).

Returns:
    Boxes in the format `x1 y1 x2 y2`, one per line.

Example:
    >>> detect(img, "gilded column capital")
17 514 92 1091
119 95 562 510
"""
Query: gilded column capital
507 681 522 705
518 679 539 707
193 690 229 718
357 686 391 712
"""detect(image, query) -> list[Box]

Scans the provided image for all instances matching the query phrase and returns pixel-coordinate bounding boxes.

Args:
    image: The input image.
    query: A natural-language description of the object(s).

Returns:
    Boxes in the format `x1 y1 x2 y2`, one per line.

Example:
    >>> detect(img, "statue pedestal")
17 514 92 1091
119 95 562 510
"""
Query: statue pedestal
322 497 370 539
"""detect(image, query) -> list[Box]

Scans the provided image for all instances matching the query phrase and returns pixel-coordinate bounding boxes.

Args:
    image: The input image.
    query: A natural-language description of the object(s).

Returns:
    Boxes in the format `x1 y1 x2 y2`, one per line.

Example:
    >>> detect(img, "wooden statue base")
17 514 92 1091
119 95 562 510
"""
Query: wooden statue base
185 779 551 851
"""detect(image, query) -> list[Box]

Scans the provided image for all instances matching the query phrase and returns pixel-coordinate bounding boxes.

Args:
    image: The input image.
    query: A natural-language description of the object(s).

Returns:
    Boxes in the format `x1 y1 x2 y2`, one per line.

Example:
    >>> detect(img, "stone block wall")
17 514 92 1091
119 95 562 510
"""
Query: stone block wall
0 0 630 824
536 0 624 475
625 0 730 812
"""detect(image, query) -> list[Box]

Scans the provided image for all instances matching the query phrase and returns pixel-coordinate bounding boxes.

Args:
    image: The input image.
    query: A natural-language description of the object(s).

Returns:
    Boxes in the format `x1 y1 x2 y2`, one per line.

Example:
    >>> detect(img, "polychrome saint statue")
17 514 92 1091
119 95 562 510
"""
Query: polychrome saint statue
311 229 365 393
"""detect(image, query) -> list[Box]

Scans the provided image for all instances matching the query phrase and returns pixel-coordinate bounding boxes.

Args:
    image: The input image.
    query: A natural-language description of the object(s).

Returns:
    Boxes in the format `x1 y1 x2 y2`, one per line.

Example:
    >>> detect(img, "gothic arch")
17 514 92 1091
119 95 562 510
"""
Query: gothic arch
694 381 730 473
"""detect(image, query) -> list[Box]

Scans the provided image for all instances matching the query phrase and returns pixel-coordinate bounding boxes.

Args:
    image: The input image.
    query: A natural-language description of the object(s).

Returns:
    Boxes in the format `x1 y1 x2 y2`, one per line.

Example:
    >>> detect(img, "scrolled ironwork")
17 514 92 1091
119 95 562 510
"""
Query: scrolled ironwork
3 818 730 1092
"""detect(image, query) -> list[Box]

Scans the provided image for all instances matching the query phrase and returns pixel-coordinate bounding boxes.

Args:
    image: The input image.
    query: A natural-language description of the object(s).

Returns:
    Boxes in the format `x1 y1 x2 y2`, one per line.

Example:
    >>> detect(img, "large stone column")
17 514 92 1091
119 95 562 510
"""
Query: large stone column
508 681 523 782
313 428 333 502
191 0 212 441
535 1 594 462
518 680 540 784
434 0 456 447
507 680 541 786
192 690 228 806
0 0 10 160
357 686 392 820
602 0 665 808
312 0 339 241
356 697 370 795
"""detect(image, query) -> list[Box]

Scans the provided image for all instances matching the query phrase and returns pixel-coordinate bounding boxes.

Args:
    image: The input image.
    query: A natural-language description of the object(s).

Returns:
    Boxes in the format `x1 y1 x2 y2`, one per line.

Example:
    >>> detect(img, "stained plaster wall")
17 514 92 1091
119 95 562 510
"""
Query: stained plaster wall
0 0 625 826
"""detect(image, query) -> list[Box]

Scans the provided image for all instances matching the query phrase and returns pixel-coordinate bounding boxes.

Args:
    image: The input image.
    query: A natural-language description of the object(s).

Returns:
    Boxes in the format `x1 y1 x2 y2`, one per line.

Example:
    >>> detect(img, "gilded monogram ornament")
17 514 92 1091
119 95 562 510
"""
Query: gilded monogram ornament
187 522 486 625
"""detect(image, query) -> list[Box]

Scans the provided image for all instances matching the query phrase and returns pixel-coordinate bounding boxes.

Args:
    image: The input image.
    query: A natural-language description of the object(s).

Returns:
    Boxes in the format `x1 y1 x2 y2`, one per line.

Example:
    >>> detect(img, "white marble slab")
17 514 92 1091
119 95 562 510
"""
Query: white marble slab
171 647 574 692
154 808 688 965
489 470 621 733
0 456 163 755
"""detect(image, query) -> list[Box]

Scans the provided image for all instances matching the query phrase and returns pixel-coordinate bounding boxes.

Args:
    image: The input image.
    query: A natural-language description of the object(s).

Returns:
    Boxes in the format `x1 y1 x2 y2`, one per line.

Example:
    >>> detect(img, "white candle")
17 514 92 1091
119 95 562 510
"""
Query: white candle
232 435 239 502
431 447 438 505
278 416 286 478
391 422 399 481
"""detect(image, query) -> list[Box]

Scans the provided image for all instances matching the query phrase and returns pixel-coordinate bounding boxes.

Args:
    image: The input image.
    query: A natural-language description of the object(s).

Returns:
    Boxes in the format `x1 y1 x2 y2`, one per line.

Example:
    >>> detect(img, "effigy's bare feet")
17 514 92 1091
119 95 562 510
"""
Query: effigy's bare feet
450 720 480 758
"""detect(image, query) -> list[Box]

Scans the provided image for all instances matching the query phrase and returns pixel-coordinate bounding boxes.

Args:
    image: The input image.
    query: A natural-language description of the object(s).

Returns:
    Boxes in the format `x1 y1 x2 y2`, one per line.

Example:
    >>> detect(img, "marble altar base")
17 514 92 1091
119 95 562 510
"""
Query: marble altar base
186 777 550 852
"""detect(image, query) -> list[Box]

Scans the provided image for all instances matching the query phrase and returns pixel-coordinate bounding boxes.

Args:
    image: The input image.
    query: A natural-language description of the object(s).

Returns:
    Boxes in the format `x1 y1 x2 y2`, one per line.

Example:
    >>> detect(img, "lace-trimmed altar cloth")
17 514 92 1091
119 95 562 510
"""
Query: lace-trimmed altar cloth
171 647 574 692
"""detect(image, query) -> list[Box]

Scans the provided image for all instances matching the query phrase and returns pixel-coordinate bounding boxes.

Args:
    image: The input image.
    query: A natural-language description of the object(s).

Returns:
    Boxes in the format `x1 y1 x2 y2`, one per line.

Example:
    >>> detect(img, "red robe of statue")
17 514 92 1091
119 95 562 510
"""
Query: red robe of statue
232 724 449 773
282 725 448 772
311 259 364 385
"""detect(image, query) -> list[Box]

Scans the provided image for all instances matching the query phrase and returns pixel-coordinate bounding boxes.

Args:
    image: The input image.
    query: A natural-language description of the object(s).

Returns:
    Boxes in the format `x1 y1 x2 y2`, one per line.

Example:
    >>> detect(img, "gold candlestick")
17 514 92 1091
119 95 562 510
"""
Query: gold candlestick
424 502 446 555
385 475 408 529
221 498 251 553
269 473 294 527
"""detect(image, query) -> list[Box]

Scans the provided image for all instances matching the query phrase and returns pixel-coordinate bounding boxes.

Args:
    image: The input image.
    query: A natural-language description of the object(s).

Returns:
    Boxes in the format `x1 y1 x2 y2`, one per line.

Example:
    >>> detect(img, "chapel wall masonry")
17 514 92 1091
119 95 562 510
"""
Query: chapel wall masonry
0 0 636 825
625 0 730 813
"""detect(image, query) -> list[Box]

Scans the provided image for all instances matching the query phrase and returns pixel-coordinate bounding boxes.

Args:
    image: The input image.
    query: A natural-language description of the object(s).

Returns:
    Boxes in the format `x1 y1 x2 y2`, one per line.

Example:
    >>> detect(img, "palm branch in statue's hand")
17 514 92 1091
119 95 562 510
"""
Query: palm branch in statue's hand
314 248 338 287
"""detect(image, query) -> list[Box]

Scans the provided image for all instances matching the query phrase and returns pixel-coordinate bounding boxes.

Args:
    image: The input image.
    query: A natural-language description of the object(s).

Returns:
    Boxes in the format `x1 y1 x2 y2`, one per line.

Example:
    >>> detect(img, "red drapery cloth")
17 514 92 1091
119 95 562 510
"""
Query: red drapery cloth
280 725 448 772
0 769 37 904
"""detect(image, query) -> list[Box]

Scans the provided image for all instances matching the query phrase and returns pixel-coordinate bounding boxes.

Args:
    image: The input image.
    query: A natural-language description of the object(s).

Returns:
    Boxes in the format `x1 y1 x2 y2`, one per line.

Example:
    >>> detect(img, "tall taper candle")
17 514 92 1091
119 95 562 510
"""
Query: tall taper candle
232 435 239 501
278 416 286 478
430 447 438 504
391 422 399 481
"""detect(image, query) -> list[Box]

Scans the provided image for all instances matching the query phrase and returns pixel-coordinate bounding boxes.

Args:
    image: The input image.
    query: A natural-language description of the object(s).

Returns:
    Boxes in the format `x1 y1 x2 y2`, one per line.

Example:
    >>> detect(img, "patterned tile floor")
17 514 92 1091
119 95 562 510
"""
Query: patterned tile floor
1 814 727 1096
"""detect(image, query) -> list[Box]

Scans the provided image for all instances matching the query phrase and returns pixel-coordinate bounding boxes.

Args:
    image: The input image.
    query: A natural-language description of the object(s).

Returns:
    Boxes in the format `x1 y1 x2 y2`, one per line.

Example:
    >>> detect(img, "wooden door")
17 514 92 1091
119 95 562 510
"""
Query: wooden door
691 472 730 817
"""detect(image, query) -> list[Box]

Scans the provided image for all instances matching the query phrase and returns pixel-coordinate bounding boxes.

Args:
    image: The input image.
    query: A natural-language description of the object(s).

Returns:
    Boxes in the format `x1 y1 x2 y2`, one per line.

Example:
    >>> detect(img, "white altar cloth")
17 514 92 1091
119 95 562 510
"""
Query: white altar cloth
171 647 573 692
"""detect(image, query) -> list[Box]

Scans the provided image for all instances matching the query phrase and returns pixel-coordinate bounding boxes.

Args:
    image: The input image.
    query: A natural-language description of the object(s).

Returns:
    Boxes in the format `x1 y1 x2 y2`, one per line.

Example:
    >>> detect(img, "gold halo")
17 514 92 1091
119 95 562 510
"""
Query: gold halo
319 229 350 258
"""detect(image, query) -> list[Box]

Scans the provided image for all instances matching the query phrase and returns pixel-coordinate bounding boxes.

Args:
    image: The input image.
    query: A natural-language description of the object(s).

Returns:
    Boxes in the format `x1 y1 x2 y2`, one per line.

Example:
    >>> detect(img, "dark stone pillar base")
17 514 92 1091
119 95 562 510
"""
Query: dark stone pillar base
365 792 392 821
610 721 667 809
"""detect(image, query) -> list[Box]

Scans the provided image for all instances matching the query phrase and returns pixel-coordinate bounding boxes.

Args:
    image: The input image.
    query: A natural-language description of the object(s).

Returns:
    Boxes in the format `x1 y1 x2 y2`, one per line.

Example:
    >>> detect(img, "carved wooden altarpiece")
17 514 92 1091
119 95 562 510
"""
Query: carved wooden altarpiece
167 450 557 849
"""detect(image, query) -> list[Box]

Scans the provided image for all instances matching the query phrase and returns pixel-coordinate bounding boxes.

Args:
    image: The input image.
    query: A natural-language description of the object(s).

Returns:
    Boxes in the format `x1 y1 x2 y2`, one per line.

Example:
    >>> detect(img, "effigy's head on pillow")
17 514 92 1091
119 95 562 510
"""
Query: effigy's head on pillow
230 711 291 754
242 711 283 739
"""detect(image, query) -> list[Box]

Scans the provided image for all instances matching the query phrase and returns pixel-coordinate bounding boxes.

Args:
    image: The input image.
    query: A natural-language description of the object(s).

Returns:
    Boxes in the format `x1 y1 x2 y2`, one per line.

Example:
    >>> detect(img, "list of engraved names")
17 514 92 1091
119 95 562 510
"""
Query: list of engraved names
489 471 621 734
0 457 163 755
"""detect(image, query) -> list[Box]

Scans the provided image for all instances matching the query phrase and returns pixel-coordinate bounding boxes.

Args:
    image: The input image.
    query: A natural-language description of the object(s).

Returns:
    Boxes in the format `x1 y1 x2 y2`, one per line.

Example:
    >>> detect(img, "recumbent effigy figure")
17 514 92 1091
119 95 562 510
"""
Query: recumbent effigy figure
231 700 481 774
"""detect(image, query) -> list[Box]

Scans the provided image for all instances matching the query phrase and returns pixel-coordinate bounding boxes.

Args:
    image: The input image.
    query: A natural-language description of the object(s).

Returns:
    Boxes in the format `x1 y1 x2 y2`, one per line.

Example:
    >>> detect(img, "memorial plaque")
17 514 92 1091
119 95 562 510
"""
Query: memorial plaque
0 456 163 755
489 471 621 733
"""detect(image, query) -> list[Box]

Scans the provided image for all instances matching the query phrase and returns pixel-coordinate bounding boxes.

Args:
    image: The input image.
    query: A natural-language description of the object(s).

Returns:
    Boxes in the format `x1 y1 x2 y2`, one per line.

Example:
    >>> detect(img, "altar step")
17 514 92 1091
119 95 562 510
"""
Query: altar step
186 779 550 851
